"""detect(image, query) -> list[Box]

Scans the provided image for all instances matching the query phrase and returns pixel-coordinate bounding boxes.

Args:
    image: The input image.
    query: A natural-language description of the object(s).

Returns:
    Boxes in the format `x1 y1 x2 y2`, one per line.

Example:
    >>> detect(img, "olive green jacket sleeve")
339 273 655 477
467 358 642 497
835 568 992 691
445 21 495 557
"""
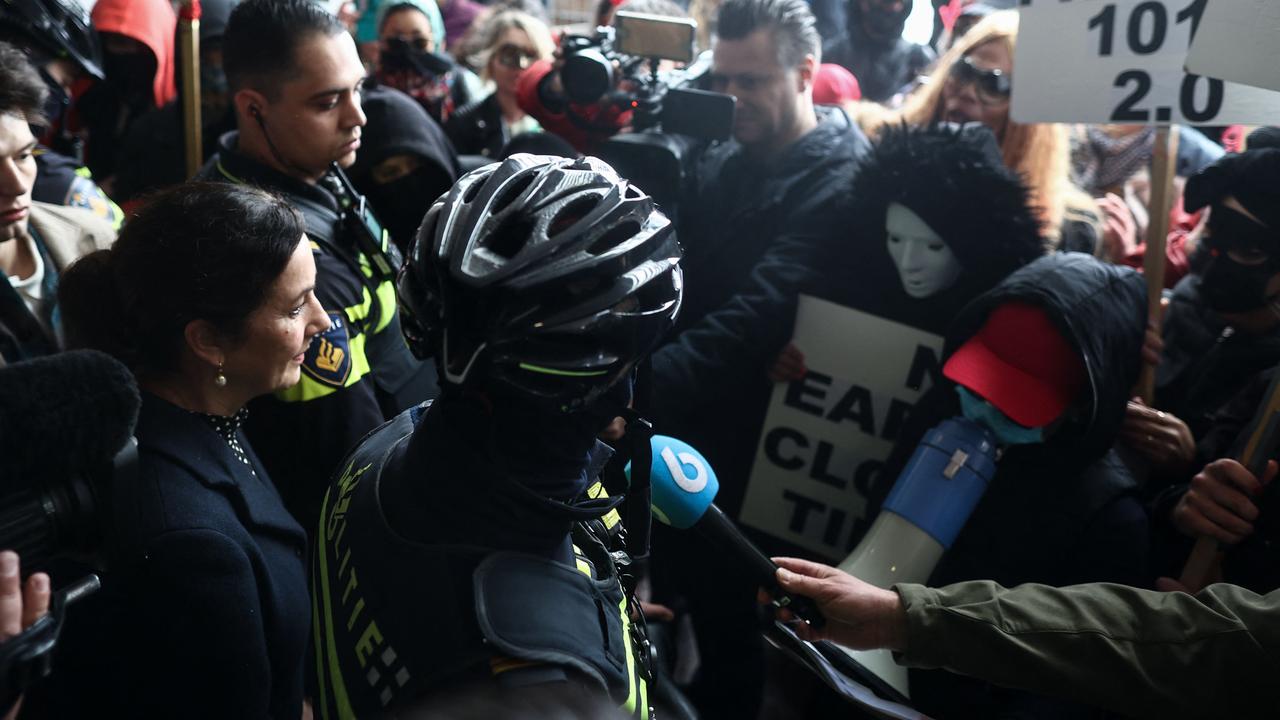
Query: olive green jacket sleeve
893 581 1280 719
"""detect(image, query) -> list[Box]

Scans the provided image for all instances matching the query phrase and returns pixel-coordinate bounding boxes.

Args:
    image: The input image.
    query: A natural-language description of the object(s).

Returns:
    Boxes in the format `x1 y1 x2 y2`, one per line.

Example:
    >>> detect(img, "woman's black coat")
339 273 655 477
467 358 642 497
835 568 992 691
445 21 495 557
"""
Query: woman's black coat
50 393 309 719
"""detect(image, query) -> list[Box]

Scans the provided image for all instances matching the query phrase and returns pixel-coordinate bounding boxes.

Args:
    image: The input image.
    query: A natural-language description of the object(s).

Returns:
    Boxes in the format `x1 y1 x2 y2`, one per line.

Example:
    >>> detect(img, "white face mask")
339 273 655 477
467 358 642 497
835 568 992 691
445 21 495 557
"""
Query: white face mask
885 202 963 299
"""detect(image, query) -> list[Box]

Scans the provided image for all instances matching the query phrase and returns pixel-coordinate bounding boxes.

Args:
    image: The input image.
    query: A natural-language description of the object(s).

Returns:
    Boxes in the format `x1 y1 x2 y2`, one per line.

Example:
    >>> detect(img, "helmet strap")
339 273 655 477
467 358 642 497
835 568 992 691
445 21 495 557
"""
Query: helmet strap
620 366 654 560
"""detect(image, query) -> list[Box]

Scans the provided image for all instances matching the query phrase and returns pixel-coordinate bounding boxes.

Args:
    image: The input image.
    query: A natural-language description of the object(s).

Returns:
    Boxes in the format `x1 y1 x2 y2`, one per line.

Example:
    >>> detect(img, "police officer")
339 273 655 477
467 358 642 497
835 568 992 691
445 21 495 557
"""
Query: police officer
0 0 123 228
310 154 683 718
197 0 436 527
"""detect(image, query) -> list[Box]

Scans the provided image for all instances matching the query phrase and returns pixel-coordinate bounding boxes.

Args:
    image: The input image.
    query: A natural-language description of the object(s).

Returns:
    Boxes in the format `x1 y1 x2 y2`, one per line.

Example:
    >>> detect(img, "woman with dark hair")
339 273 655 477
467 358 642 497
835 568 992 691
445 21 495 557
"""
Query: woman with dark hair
49 182 330 718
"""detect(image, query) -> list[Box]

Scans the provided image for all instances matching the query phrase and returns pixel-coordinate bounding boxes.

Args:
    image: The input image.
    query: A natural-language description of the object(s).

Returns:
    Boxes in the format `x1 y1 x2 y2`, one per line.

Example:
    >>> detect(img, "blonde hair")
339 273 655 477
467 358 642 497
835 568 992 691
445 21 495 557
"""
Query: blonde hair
465 10 555 83
862 10 1076 242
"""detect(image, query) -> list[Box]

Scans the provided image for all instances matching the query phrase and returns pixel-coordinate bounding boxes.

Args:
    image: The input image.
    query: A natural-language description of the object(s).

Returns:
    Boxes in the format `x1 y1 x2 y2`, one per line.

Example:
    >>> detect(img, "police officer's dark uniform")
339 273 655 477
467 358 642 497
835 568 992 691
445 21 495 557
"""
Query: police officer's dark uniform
196 131 436 526
309 155 684 719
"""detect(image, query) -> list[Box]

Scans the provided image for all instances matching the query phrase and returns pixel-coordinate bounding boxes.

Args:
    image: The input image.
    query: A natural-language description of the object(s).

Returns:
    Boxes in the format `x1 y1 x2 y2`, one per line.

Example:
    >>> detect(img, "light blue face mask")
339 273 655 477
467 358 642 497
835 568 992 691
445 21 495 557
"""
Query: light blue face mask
956 386 1045 446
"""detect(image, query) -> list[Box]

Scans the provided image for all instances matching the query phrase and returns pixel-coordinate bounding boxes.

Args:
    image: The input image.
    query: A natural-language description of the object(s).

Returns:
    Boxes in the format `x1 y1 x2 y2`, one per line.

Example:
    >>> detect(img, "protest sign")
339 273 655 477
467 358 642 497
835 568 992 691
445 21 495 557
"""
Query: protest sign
1013 0 1280 125
1185 0 1280 94
739 295 944 560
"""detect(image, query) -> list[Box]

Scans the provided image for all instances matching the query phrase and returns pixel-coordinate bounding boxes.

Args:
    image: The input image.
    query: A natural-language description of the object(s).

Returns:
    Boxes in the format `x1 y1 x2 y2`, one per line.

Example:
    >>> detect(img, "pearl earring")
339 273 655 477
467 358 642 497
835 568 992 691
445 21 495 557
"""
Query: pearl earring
215 362 227 388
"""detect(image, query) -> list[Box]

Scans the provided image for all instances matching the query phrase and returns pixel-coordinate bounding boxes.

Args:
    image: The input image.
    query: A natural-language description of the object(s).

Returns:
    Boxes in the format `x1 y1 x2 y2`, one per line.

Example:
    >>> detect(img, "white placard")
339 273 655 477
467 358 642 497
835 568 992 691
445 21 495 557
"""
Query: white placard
739 296 944 560
1185 0 1280 94
1013 0 1280 125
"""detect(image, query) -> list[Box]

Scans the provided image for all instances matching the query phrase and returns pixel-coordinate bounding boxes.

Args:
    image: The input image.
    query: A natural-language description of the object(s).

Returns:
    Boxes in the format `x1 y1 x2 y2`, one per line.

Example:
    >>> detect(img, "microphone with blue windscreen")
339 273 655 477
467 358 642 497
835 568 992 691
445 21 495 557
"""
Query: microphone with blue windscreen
630 435 824 628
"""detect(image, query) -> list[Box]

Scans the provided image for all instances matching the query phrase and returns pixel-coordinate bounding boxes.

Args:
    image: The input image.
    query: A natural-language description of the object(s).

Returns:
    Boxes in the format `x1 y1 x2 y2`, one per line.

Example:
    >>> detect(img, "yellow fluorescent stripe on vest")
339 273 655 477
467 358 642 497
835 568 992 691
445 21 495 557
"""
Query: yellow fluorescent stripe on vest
373 280 397 333
587 483 624 530
276 330 372 402
571 544 593 578
619 596 638 715
346 281 397 336
316 487 359 719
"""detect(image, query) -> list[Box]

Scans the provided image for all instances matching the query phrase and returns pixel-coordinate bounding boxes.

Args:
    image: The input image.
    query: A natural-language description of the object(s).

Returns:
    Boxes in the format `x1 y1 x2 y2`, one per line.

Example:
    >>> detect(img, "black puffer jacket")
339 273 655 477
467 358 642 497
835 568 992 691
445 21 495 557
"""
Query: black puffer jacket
651 104 870 514
1157 274 1280 446
444 93 507 159
882 253 1152 719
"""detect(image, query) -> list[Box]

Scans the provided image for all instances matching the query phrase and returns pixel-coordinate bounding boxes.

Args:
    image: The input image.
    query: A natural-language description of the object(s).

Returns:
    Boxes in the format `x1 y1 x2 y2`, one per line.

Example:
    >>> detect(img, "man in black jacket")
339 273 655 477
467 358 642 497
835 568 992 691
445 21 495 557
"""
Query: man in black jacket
823 0 935 103
196 0 435 528
645 0 868 714
655 0 870 515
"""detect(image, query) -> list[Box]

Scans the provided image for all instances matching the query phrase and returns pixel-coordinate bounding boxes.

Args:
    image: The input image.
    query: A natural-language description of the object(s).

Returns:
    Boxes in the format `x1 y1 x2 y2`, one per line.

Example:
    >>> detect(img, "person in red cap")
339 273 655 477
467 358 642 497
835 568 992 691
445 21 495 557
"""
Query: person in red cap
875 251 1151 719
813 63 862 106
944 301 1087 444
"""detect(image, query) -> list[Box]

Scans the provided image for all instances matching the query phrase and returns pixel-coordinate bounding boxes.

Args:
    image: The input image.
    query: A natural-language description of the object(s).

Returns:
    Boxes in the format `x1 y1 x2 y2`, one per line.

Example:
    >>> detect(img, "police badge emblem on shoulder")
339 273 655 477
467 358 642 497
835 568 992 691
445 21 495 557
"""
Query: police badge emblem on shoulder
302 312 354 387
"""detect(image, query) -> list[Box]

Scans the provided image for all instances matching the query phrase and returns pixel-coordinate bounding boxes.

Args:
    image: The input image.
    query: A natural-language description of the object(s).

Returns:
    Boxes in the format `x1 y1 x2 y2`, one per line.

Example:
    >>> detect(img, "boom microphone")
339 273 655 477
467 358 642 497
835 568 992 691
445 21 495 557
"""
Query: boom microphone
836 417 999 696
632 436 824 627
0 350 140 480
0 350 141 567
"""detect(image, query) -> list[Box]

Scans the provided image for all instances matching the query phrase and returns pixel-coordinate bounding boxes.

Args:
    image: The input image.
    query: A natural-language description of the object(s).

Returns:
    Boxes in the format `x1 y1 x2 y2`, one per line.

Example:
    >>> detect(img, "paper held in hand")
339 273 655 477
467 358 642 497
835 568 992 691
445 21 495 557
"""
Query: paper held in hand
1012 0 1280 125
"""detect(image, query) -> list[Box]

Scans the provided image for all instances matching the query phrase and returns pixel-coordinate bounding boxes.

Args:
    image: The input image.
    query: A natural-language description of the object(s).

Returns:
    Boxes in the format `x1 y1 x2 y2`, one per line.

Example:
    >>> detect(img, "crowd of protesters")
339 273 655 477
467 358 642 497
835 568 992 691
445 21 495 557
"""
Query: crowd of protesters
1 0 1278 718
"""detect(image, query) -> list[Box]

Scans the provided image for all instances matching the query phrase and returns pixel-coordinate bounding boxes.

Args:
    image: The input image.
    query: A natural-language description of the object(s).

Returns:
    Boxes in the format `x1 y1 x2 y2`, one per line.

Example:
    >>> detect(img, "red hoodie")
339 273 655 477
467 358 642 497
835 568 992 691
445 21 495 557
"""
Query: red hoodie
91 0 178 108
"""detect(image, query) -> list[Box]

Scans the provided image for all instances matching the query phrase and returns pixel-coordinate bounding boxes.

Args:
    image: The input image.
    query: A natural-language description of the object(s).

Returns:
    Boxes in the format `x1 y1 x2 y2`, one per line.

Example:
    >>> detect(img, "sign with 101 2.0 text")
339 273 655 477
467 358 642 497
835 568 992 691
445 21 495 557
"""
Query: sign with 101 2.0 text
1013 0 1280 125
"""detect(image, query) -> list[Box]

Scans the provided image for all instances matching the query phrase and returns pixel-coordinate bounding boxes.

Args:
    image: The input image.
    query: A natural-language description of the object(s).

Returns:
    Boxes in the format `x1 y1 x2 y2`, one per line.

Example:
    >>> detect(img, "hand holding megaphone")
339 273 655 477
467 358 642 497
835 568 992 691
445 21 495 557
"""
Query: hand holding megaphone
634 436 826 629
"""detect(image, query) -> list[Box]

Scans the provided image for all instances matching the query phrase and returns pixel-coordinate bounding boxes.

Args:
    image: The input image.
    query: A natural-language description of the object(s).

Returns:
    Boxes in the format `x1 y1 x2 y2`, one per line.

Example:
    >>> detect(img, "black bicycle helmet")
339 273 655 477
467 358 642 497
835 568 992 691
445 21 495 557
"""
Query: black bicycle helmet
0 0 104 80
398 153 683 412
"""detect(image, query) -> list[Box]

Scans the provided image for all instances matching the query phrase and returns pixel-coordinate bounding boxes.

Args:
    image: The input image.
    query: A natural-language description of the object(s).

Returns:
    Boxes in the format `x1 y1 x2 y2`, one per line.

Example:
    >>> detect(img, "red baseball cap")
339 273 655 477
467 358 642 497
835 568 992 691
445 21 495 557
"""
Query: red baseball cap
813 64 862 106
943 302 1086 428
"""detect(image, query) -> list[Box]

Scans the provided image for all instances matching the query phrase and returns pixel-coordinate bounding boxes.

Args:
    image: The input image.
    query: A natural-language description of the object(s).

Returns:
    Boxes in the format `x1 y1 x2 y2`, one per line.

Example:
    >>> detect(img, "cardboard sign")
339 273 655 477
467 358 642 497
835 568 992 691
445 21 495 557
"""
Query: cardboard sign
1185 0 1280 94
1013 0 1280 125
739 296 944 560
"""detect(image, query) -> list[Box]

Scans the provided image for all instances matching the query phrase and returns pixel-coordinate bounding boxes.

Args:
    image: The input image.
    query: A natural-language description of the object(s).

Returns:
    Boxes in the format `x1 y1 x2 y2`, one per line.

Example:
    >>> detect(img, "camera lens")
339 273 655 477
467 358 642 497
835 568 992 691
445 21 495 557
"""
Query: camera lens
562 48 614 105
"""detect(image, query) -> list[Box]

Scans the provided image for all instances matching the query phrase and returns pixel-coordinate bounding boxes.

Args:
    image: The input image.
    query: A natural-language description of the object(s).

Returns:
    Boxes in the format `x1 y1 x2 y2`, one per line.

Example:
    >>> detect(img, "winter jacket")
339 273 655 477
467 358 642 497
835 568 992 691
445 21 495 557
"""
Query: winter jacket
46 393 310 719
882 253 1151 719
82 0 178 180
0 202 114 365
1151 367 1280 596
1156 275 1280 447
823 11 935 103
111 0 239 203
348 83 460 254
89 0 177 109
651 104 871 516
896 580 1280 719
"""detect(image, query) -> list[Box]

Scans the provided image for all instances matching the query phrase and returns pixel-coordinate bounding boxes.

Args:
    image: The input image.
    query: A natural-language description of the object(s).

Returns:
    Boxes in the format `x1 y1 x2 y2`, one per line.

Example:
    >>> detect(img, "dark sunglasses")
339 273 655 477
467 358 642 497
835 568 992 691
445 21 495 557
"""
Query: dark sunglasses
385 35 432 54
948 55 1012 105
493 43 538 70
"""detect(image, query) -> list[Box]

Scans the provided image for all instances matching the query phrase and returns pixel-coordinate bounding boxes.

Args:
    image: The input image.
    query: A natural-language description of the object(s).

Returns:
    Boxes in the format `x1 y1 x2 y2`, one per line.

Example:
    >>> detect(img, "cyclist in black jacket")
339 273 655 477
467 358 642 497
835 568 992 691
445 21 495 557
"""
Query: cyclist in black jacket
310 154 683 719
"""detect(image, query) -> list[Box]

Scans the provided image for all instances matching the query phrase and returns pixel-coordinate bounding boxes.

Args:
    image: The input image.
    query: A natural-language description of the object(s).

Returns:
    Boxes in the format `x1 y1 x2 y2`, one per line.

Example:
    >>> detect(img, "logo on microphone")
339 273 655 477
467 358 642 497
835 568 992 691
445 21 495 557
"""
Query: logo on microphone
661 446 708 493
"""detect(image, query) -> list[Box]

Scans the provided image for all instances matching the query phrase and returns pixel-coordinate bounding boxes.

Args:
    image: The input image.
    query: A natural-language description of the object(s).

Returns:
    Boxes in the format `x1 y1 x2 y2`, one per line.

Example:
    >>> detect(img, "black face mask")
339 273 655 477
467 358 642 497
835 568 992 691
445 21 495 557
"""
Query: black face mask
380 38 454 79
365 168 447 254
1198 205 1280 314
103 51 156 105
858 0 913 42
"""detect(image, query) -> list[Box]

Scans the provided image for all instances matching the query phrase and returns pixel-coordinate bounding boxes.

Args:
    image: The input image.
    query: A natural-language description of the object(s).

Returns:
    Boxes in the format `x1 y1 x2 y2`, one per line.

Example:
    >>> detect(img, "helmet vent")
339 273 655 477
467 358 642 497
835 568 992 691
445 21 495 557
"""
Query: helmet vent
492 174 535 214
462 177 485 204
549 197 601 237
486 217 535 259
586 221 640 256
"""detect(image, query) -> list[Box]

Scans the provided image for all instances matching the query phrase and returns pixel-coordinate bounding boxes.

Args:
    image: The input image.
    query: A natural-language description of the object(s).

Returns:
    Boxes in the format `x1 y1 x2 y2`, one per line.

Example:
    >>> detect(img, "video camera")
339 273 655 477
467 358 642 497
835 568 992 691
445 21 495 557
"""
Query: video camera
559 12 736 208
0 350 140 712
